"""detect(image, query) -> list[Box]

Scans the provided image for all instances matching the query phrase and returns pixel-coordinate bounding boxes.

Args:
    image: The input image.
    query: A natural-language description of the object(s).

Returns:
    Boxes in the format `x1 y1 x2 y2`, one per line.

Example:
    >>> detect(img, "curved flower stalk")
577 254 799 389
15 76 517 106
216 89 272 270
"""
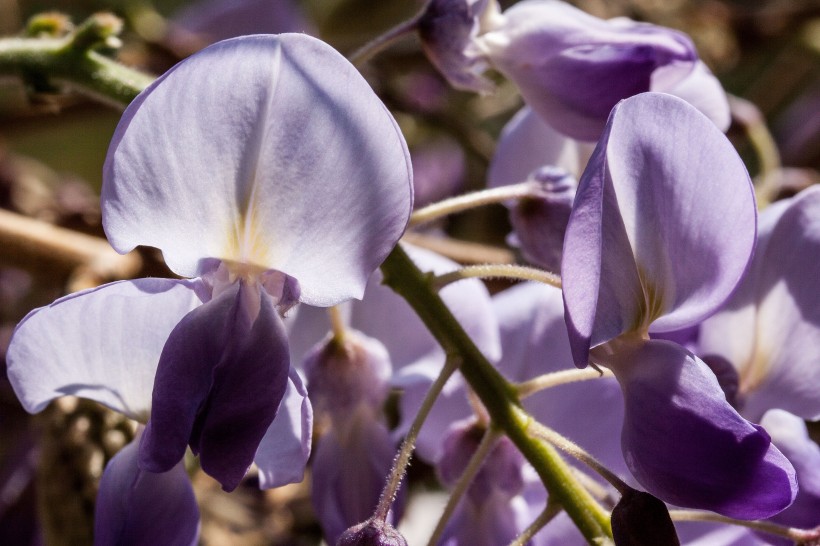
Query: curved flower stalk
7 34 414 492
419 0 729 141
561 92 795 518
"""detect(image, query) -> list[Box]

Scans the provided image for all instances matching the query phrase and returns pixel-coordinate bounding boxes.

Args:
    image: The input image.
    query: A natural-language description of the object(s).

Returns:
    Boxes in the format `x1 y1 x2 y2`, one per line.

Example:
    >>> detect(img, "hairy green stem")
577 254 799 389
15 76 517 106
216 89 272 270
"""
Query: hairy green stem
0 34 153 107
381 244 612 545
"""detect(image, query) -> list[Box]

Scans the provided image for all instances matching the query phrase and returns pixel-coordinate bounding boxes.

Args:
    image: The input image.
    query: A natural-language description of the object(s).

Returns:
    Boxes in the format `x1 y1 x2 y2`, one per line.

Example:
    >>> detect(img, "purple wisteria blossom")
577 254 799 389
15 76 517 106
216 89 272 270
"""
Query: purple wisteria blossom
561 92 795 518
420 0 729 141
304 330 402 544
7 34 413 493
696 186 820 542
285 244 499 541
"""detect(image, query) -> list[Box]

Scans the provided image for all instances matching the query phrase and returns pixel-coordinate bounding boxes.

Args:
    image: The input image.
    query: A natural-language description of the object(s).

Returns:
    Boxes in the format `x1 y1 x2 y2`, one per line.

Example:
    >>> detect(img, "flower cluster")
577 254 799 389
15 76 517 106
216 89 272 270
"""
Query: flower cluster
2 1 819 545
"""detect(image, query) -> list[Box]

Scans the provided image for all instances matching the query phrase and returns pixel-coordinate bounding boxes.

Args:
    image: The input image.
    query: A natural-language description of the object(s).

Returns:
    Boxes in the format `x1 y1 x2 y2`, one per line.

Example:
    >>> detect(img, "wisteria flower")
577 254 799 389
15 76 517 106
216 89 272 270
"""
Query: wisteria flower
7 34 413 491
695 186 820 540
561 92 795 518
420 0 729 141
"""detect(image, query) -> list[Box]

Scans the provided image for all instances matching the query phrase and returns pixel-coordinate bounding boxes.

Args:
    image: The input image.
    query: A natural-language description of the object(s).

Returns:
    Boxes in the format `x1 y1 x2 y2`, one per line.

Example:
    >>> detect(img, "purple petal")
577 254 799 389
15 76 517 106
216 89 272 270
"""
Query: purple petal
418 0 497 93
254 368 312 489
488 106 592 190
475 0 697 140
171 0 314 46
6 279 203 420
653 60 730 132
140 284 290 491
95 437 199 546
563 93 755 367
103 34 412 306
700 187 820 421
760 410 820 542
506 166 576 272
312 418 401 545
601 339 796 519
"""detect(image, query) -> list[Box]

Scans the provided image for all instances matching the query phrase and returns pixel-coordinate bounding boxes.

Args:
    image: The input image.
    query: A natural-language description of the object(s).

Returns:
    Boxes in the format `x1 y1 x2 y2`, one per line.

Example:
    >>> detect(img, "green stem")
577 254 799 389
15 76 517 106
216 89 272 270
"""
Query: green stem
380 244 612 545
433 263 562 291
0 35 153 108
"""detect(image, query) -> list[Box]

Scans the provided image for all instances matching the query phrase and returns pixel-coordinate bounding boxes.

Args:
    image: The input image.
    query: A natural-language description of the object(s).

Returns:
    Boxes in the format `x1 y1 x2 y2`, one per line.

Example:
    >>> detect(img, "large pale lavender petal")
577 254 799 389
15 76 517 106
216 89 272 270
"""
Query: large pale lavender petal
95 438 199 546
475 0 696 140
6 279 203 420
603 339 796 519
563 93 755 366
140 284 290 491
702 187 820 421
254 368 312 489
103 34 413 306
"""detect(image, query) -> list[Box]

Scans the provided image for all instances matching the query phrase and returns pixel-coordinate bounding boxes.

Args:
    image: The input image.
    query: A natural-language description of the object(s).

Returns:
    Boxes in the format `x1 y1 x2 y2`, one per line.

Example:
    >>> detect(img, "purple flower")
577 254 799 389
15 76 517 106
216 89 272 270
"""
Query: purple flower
436 419 538 546
422 0 729 141
561 92 795 518
304 331 403 544
94 434 200 546
7 34 413 491
696 186 820 539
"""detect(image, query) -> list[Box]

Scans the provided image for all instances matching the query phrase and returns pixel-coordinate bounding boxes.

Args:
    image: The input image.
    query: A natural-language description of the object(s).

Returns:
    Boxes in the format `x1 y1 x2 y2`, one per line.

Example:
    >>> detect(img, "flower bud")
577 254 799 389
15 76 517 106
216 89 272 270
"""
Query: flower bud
508 166 575 272
336 518 407 546
303 330 392 418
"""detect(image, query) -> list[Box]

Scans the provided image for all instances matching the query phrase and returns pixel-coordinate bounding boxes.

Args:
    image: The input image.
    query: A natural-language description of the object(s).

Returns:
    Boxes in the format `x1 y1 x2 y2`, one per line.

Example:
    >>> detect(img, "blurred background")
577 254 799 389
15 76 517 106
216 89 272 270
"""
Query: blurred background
0 0 818 544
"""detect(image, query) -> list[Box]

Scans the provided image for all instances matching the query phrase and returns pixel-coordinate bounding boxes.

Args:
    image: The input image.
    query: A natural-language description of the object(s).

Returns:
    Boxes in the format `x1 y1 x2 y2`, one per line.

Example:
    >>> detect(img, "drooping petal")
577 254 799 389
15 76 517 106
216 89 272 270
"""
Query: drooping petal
103 34 413 306
95 437 199 546
474 0 697 141
6 278 204 420
563 93 755 367
701 187 820 421
254 367 312 489
600 339 796 519
140 283 290 491
487 106 591 190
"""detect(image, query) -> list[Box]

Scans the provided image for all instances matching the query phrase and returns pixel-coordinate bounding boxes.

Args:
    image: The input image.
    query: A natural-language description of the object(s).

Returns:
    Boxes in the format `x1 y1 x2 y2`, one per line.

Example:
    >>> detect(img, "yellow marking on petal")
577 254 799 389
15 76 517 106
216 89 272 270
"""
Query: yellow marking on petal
632 266 667 336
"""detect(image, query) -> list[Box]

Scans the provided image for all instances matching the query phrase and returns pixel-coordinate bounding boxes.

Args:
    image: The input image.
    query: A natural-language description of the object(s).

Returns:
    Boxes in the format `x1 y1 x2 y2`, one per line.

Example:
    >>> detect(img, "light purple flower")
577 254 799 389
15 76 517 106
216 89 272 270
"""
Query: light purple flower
7 34 413 491
421 0 730 141
436 419 538 546
561 92 795 518
698 186 820 422
304 331 403 544
695 187 820 540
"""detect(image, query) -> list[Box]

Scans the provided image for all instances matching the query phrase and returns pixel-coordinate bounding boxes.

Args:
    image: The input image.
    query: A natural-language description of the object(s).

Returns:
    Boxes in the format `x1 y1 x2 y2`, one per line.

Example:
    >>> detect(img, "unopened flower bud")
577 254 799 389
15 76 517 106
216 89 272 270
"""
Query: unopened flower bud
304 329 392 417
611 489 680 546
336 518 407 546
508 166 576 272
